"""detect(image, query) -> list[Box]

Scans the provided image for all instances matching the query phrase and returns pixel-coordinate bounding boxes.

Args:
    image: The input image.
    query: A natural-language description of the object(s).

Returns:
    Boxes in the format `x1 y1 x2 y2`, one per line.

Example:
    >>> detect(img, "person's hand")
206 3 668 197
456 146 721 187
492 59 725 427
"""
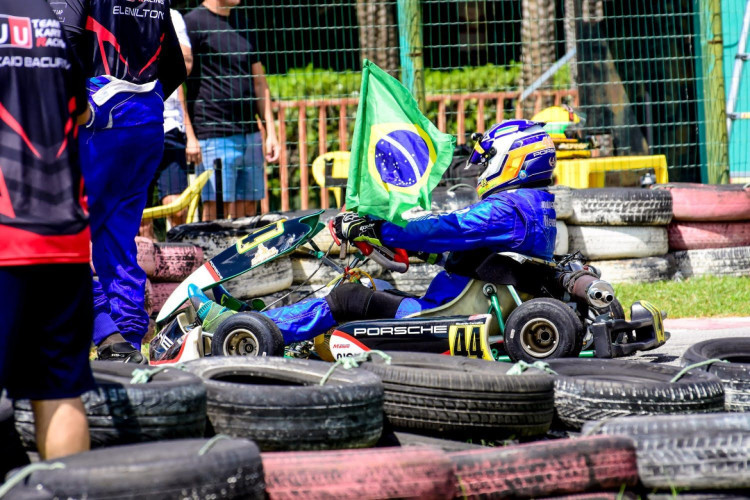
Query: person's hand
265 133 281 163
186 136 202 165
333 212 383 246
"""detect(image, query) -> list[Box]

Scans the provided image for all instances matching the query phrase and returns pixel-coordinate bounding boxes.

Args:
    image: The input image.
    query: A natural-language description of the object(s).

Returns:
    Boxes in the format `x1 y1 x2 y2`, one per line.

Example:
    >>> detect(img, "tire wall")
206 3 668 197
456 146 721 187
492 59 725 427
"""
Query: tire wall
564 188 674 283
662 184 750 278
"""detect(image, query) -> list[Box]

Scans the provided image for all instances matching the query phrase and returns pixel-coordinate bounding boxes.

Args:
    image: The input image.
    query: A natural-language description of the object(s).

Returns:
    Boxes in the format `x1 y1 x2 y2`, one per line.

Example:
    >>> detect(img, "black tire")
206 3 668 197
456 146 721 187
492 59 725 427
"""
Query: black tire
358 351 555 438
1 393 29 480
14 361 206 449
376 430 487 452
568 188 673 226
647 493 750 500
682 338 750 412
210 312 284 357
547 359 725 430
583 413 750 490
504 298 584 362
182 356 383 451
3 438 264 499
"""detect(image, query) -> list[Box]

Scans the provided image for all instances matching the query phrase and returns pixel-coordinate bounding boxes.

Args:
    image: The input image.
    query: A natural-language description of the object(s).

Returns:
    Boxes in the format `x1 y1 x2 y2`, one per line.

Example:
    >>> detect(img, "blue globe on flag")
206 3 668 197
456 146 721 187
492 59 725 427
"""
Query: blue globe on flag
373 129 430 188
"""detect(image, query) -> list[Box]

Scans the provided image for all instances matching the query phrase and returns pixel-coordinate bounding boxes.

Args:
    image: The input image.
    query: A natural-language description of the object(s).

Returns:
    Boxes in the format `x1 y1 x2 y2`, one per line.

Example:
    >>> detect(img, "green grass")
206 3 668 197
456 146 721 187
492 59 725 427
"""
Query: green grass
613 275 750 319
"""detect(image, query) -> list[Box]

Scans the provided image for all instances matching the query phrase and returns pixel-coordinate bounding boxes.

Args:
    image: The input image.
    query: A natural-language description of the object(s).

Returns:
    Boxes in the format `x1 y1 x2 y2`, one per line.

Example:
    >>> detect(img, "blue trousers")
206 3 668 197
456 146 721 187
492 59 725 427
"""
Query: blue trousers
262 271 471 344
80 124 164 347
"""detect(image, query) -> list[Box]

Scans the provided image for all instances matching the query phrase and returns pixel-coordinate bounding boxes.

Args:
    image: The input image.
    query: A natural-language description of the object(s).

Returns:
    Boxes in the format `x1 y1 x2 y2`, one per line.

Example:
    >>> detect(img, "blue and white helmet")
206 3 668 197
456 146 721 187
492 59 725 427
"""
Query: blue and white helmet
468 120 557 199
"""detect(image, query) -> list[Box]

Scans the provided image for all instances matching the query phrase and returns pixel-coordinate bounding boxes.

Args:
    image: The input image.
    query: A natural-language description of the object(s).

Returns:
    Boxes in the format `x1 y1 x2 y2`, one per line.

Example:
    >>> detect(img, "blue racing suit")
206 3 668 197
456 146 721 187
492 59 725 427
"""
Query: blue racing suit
57 0 186 346
263 188 557 343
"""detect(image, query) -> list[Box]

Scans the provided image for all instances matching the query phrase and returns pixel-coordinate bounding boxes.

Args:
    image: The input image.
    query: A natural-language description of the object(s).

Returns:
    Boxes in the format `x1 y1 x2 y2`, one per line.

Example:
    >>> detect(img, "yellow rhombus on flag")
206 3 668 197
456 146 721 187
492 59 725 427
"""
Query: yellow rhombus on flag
345 60 456 227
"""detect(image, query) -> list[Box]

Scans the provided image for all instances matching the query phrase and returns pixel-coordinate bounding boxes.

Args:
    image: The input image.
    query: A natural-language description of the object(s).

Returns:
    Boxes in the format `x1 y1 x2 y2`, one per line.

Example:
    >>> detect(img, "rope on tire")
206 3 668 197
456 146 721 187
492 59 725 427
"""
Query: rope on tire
198 434 232 456
507 360 558 376
319 350 392 386
130 363 187 384
669 358 728 383
0 462 65 498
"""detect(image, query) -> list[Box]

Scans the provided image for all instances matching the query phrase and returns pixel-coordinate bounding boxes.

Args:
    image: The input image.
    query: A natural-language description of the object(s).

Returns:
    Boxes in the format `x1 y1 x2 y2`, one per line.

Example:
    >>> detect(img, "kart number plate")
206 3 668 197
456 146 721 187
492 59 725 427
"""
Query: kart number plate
640 300 665 343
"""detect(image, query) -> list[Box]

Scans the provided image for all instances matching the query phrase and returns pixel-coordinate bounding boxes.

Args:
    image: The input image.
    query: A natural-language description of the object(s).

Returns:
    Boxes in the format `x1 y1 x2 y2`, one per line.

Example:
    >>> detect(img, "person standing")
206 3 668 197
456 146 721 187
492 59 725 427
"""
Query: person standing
0 0 93 458
184 0 280 221
55 0 186 362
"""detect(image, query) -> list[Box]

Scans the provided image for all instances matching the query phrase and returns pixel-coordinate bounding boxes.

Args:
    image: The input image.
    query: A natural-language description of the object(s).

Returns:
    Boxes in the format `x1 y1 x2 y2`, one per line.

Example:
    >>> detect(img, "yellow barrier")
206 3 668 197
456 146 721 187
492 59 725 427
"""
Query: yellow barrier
555 155 669 188
141 169 213 223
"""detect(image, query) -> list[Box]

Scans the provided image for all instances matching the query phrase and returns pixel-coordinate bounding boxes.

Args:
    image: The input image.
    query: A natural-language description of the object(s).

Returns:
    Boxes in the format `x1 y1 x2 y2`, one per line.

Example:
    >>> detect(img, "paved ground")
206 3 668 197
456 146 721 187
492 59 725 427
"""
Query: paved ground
623 316 750 365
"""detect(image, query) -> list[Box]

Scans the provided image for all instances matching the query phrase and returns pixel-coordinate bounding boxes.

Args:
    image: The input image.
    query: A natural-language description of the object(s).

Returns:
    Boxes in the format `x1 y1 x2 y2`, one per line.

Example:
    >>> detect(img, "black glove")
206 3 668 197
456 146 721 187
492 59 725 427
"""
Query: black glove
333 212 383 246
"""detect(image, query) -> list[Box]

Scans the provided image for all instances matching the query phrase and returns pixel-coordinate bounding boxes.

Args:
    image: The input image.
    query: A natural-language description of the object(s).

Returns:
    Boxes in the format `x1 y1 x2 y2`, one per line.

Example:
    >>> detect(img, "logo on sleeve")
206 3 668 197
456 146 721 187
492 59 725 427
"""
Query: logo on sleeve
0 16 33 49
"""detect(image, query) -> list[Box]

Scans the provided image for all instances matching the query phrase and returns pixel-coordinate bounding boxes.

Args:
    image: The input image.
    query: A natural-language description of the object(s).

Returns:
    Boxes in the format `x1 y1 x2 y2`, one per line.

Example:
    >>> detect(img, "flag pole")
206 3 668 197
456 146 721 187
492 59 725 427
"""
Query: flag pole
397 0 426 112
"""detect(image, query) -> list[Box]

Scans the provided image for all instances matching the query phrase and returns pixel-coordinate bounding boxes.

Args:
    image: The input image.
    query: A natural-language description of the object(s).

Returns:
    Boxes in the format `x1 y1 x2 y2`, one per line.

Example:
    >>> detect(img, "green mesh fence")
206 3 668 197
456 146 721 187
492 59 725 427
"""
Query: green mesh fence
166 0 747 216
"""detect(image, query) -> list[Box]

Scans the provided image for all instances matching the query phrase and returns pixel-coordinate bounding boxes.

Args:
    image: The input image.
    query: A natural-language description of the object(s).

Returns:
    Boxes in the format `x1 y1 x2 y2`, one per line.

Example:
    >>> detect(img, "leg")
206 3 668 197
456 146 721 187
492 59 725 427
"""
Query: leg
235 132 265 218
31 398 89 459
162 194 187 228
157 134 190 228
81 125 164 347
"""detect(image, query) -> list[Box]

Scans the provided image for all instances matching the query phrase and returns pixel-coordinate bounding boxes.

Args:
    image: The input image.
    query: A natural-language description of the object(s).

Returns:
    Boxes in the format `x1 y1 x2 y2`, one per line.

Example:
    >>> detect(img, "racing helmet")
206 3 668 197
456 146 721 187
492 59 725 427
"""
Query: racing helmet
531 105 585 139
468 119 557 199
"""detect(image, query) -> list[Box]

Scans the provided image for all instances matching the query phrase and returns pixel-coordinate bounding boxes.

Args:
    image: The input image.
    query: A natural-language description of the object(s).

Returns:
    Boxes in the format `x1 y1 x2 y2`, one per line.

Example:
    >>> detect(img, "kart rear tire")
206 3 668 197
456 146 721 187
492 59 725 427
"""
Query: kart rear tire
546 358 725 430
262 446 456 499
210 312 284 357
568 188 673 226
449 435 638 499
182 356 384 451
504 298 584 362
2 438 264 499
14 361 207 449
358 351 555 438
681 338 750 412
582 413 750 490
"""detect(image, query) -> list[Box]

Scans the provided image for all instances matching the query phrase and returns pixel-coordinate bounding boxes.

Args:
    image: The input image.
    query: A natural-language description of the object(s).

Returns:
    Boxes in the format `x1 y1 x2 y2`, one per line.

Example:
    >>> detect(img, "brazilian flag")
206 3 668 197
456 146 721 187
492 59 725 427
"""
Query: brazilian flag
345 60 456 227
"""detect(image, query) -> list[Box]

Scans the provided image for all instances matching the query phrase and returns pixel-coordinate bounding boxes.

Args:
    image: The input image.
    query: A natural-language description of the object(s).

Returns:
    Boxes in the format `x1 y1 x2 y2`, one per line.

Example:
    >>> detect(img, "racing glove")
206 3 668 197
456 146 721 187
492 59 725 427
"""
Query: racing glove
333 212 384 247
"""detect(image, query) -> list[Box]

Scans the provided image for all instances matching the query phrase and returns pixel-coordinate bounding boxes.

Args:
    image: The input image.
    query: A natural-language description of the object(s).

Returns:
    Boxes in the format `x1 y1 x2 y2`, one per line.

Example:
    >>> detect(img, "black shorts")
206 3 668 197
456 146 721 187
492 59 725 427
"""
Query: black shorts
0 264 95 400
149 129 189 203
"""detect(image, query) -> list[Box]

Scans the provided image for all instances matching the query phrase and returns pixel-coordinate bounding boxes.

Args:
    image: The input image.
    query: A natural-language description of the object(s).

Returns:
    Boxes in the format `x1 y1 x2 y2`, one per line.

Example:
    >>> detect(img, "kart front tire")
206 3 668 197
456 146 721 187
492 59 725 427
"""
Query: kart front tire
504 298 583 362
210 312 284 357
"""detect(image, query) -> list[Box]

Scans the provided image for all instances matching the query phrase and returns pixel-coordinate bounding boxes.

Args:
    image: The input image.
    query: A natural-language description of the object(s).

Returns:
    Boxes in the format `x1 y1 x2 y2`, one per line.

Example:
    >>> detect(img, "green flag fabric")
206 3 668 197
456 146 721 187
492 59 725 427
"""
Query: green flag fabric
345 60 456 227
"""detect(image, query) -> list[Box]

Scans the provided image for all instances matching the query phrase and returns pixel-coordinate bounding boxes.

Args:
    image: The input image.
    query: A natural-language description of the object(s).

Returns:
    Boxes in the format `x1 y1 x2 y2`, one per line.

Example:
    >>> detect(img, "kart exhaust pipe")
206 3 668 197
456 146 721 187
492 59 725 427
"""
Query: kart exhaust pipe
561 271 615 309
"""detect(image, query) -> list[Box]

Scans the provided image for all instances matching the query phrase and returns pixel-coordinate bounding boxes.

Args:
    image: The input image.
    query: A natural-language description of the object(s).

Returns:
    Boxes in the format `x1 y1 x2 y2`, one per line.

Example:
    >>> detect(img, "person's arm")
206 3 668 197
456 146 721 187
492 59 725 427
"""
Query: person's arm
55 0 89 72
379 199 522 254
157 14 187 98
251 62 280 163
180 84 202 166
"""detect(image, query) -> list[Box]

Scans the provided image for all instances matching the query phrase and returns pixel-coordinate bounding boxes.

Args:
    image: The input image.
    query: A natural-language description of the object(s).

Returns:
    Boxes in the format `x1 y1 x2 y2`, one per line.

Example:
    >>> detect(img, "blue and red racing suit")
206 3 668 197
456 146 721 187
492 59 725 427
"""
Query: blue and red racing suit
262 188 557 343
54 0 186 346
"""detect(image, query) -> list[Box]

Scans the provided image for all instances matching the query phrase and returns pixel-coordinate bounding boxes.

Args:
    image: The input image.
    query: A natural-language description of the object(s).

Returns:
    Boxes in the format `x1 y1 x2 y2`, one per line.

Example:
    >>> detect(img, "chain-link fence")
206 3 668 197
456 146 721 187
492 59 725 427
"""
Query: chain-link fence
170 0 748 215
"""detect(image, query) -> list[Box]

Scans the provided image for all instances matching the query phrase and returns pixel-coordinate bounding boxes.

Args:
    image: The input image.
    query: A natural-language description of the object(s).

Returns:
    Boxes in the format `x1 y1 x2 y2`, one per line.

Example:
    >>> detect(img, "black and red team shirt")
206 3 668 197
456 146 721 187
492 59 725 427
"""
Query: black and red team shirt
0 0 90 266
51 0 185 98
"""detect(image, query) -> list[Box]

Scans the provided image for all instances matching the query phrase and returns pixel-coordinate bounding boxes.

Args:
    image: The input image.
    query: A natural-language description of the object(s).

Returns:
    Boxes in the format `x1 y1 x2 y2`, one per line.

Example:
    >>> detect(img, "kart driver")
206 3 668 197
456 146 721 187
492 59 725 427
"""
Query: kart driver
55 0 187 362
255 119 559 344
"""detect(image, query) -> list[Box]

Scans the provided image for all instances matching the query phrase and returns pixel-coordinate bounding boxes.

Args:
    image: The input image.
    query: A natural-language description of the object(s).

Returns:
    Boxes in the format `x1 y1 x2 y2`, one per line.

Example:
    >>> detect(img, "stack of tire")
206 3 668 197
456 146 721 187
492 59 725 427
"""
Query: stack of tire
136 237 204 316
563 187 675 283
658 183 750 279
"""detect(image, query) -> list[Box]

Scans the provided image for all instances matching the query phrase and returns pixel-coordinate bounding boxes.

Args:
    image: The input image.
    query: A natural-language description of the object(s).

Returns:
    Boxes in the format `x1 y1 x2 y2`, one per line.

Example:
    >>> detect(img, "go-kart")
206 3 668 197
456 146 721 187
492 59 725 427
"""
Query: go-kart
149 210 669 365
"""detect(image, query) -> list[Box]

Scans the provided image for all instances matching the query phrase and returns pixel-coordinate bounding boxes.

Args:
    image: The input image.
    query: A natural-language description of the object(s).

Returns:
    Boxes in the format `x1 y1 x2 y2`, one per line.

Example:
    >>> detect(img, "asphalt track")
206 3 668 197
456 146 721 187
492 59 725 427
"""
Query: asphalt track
623 317 750 366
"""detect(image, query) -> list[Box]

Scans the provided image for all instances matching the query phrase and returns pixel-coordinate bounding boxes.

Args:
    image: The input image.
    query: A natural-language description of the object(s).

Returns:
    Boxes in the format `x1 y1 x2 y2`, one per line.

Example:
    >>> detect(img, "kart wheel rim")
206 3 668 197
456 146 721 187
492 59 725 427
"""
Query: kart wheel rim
520 318 559 358
223 328 259 356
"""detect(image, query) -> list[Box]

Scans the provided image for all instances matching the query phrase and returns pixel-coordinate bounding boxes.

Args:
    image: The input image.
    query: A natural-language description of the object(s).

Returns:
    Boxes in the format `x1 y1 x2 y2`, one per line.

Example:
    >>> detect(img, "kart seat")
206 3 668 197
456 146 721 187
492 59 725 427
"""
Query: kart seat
473 252 557 296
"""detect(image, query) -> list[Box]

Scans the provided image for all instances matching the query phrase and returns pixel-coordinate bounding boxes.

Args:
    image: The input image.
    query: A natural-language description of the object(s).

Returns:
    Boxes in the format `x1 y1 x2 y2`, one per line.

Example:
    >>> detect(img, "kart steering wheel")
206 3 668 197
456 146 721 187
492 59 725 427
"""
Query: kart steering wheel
328 219 409 273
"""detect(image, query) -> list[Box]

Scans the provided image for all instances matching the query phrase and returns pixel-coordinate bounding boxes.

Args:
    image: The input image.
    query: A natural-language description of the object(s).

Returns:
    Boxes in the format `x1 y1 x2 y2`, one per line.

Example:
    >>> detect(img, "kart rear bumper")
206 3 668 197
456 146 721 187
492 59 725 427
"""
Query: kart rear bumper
590 301 669 358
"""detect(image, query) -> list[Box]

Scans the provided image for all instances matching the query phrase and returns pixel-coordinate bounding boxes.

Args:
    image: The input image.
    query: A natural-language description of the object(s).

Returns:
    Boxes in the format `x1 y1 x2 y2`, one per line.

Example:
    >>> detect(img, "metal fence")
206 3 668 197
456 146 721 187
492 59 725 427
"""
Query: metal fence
174 0 749 214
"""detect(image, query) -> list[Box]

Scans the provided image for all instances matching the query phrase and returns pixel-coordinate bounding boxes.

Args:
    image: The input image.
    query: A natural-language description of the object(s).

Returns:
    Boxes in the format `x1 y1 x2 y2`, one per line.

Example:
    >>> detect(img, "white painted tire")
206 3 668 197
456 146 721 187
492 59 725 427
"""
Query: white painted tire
568 226 669 260
550 186 573 220
380 263 442 296
135 237 157 278
591 256 675 283
568 188 673 226
671 246 750 279
291 257 382 286
222 257 294 300
555 220 569 256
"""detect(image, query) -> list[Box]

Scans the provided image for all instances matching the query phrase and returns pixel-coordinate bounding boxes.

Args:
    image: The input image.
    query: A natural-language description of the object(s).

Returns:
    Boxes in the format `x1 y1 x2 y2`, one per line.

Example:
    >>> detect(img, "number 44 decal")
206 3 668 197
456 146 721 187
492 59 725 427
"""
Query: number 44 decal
449 324 493 360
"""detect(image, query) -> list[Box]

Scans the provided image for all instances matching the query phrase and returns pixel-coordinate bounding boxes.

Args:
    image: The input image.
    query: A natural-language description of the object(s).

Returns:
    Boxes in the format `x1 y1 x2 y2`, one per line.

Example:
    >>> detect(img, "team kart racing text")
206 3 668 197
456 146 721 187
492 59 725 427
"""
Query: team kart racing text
149 211 669 365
